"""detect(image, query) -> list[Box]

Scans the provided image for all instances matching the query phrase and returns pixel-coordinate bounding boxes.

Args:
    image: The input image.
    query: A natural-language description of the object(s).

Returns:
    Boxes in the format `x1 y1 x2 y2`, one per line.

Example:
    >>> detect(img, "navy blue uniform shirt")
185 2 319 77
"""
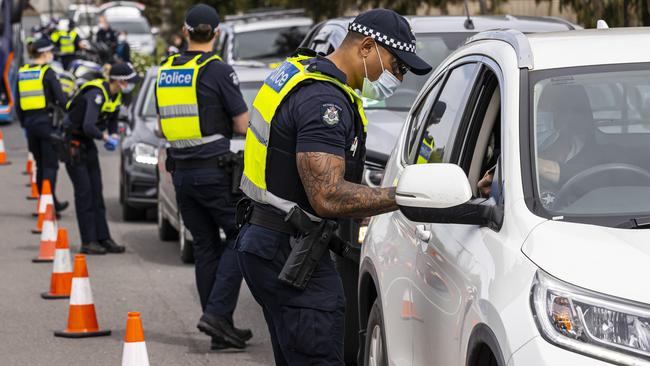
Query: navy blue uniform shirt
272 56 357 158
67 82 118 143
15 66 68 127
158 51 248 160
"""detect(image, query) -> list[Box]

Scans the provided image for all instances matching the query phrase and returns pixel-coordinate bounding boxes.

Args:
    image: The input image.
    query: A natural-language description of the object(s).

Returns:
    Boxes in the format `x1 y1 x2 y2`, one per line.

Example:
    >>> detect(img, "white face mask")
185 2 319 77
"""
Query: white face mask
121 82 136 93
118 35 126 42
361 43 402 101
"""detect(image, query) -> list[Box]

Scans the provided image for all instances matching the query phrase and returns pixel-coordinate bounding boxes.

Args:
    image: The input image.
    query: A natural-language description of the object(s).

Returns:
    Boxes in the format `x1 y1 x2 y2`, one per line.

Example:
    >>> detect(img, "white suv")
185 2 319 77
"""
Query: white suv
360 28 650 366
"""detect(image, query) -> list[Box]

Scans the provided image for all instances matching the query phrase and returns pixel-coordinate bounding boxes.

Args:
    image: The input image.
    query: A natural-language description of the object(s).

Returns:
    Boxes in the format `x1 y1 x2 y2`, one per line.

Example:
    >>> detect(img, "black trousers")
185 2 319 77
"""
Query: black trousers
172 166 243 323
25 122 59 204
236 223 346 366
65 143 110 244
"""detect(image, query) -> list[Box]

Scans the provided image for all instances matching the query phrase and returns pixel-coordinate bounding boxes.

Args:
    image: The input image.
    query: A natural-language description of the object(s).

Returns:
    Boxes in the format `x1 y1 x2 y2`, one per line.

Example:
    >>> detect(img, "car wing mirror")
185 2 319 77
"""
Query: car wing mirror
396 163 502 228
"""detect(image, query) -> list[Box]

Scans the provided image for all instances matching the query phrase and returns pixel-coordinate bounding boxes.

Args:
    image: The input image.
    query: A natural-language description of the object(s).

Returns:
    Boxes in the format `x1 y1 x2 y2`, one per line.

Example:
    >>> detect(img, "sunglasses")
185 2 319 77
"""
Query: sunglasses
391 60 409 77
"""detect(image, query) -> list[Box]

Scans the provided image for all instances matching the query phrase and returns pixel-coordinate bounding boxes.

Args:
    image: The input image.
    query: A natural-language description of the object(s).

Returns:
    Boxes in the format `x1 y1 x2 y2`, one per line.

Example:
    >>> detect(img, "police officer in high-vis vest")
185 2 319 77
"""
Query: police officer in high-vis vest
16 38 70 213
51 20 81 70
155 4 252 350
64 63 138 255
236 9 432 365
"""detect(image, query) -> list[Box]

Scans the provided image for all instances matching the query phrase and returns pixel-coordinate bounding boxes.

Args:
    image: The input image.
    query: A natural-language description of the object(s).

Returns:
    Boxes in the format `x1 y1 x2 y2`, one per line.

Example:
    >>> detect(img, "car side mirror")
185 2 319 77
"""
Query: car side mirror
396 163 502 228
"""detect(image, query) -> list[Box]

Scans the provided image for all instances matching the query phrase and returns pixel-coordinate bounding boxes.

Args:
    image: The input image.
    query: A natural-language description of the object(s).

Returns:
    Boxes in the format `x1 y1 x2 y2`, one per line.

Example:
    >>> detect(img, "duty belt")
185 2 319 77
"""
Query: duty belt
174 155 222 170
248 204 296 235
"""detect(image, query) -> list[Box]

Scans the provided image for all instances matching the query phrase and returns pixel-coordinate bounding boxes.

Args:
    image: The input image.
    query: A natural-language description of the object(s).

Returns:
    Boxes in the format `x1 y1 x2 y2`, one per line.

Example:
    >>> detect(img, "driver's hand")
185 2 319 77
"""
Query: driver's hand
478 170 494 198
538 158 560 183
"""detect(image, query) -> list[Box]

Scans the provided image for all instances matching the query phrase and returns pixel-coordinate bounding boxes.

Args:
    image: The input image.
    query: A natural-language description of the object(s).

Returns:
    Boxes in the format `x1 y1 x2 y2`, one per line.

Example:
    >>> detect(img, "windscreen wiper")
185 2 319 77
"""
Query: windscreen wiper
616 216 650 229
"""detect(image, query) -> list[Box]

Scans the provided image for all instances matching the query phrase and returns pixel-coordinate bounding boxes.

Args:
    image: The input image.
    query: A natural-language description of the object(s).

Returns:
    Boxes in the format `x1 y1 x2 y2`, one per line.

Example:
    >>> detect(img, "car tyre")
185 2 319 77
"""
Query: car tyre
157 197 178 241
179 215 194 264
122 201 145 221
364 299 388 366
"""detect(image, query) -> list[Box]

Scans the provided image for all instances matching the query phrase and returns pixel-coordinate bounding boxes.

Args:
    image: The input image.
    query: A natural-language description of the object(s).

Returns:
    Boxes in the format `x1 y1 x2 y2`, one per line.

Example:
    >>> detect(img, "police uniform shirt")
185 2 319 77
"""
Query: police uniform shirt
67 83 118 143
272 56 357 162
159 51 248 160
15 66 68 127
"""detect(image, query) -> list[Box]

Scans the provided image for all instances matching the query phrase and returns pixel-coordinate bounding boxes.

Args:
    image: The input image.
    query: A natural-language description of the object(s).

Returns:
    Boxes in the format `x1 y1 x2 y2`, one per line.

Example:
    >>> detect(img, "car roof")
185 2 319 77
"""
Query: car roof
226 17 313 33
103 6 143 18
315 14 578 35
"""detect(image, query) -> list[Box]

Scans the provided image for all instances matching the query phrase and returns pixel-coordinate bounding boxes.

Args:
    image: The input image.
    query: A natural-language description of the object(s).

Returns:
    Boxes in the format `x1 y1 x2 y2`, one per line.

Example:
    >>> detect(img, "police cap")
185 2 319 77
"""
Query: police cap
185 4 220 33
32 38 54 53
109 62 140 83
349 9 432 75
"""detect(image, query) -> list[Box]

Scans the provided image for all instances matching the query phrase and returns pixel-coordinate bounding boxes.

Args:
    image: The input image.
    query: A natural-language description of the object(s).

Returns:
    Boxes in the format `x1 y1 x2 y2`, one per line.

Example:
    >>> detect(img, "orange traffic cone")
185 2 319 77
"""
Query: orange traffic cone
42 228 73 299
33 204 57 263
121 312 150 366
23 152 34 175
400 289 422 322
0 129 11 165
32 179 53 234
27 168 39 200
54 254 111 338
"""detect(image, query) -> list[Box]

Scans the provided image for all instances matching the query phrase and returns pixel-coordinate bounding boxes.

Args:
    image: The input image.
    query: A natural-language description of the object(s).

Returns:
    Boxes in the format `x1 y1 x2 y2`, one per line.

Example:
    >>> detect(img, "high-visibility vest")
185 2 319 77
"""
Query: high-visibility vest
52 30 78 55
67 79 122 114
18 64 51 111
241 55 368 213
155 53 223 148
59 76 76 97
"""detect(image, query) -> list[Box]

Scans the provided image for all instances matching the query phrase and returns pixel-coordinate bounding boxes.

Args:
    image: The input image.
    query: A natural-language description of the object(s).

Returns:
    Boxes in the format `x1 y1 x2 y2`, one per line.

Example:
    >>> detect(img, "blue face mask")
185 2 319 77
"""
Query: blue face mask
536 111 558 150
361 43 401 101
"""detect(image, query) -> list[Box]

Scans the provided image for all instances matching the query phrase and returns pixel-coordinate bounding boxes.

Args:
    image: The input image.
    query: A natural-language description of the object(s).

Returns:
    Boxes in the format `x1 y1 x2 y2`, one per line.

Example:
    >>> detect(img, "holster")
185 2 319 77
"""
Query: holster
217 151 244 194
51 131 82 165
165 148 175 173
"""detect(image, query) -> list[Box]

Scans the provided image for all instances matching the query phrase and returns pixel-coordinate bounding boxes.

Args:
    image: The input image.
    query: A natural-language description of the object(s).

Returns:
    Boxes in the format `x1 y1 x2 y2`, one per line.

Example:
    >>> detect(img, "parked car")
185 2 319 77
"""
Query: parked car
157 66 271 263
300 15 580 366
66 4 100 39
360 27 650 366
215 8 312 67
104 6 156 55
119 66 159 220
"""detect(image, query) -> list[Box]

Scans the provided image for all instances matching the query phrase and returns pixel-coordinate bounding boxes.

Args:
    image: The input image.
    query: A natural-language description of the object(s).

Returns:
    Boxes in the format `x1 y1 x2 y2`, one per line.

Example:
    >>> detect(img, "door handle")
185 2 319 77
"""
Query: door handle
415 224 431 242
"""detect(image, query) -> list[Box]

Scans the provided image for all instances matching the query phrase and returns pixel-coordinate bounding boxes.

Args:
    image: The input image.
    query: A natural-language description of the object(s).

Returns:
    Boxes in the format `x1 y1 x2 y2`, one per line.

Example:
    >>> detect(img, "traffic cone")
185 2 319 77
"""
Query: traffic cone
121 312 150 366
33 204 57 263
26 168 39 200
400 289 422 322
23 152 34 175
0 129 10 165
32 179 53 234
42 228 73 299
54 254 111 338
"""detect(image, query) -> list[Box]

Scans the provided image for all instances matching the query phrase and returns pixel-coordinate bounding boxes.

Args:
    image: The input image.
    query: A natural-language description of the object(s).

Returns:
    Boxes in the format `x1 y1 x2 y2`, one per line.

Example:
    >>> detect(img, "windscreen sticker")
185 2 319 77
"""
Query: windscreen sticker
158 69 194 87
264 62 299 93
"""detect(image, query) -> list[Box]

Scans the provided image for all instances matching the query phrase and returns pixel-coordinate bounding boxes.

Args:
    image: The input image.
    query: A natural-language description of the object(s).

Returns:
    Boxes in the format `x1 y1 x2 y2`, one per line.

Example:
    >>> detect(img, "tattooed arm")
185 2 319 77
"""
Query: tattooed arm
297 152 397 219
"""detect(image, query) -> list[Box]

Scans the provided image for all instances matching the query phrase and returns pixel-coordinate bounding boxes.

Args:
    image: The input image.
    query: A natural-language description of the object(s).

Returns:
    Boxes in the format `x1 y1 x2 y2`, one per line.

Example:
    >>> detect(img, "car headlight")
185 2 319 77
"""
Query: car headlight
133 142 158 165
362 166 385 188
531 270 650 365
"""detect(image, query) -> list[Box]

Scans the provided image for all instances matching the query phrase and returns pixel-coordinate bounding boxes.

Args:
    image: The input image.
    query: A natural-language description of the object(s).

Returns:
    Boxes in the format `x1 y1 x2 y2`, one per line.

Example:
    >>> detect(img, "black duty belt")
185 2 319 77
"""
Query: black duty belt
248 205 296 236
174 155 222 170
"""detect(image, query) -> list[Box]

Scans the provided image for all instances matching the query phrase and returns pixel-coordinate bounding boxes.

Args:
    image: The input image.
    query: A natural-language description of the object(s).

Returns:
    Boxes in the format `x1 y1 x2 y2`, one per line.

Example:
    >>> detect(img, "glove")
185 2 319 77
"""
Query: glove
104 136 118 151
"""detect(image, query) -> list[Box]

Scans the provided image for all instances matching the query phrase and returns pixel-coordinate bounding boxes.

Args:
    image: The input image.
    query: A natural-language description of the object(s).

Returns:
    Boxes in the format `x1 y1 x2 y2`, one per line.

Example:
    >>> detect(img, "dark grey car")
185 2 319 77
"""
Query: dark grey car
119 66 160 220
156 66 271 263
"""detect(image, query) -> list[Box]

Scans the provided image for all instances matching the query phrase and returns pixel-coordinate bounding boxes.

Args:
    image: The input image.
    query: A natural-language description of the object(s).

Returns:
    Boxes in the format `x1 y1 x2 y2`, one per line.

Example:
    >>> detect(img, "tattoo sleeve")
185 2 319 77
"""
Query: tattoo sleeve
297 152 397 219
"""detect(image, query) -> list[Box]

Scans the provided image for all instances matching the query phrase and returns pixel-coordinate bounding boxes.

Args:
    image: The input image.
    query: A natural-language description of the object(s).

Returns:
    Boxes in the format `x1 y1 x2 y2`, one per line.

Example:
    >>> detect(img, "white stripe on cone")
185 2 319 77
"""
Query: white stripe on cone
41 220 58 241
70 277 94 305
28 152 34 161
53 249 72 273
121 342 150 366
0 139 5 152
39 195 53 213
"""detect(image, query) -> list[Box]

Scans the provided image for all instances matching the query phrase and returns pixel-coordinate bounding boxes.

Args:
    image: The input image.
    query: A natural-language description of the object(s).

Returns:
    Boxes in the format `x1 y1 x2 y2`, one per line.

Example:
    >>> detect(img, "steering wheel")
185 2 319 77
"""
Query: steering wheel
553 163 650 208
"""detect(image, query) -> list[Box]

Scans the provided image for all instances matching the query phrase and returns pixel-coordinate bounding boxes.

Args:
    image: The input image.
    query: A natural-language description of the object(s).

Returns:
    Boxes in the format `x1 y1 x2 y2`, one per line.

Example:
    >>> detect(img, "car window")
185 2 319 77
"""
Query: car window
404 79 443 163
412 62 480 165
110 19 150 34
233 26 310 62
140 79 156 118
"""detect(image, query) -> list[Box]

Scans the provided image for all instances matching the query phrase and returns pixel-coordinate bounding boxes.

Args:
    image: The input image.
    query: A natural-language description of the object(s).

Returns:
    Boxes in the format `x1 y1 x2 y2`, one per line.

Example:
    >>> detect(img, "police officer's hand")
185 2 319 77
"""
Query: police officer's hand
104 136 119 151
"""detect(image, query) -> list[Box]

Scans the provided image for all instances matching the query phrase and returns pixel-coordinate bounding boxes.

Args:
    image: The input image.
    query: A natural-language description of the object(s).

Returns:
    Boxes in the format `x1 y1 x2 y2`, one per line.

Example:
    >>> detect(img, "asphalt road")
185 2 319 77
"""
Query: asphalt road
0 121 274 365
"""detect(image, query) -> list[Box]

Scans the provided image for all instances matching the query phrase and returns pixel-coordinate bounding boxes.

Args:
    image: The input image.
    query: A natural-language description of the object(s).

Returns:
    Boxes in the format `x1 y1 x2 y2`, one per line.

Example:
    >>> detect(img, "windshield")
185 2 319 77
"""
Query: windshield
529 63 650 223
365 32 473 111
77 13 98 27
110 20 150 34
233 26 310 63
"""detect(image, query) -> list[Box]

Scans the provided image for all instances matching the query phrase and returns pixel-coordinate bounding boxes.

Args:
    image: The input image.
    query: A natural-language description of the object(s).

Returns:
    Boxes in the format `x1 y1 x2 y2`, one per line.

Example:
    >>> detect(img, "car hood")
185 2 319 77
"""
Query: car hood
522 220 650 304
364 109 408 164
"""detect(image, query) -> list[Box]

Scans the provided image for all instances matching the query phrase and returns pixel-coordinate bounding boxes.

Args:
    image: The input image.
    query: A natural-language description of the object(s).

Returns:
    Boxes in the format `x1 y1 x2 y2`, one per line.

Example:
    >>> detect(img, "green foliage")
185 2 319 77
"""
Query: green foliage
130 52 156 76
541 0 650 27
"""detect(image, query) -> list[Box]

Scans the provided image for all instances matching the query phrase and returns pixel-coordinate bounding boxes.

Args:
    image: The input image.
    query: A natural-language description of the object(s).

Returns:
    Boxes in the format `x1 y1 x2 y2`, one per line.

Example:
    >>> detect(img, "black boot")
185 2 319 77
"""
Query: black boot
80 242 107 255
197 314 245 349
99 238 125 253
54 200 69 213
211 336 246 351
234 327 252 342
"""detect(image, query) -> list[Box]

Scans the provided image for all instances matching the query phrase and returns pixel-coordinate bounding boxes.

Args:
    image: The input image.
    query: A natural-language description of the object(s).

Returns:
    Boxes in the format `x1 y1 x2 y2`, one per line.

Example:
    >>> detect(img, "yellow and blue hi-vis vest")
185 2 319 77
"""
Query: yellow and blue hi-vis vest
67 79 122 114
18 64 51 111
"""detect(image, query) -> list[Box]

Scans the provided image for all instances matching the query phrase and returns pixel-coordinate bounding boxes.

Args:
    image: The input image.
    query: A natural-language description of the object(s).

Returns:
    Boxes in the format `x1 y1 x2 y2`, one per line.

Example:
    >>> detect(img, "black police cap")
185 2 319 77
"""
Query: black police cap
32 37 54 53
109 63 139 83
349 9 433 75
185 3 220 33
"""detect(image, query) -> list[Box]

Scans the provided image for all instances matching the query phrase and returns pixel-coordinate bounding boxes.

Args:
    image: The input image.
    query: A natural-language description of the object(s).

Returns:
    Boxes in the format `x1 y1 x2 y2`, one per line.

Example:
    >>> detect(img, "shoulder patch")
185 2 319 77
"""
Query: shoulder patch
230 71 240 86
264 62 300 93
95 94 104 105
321 103 342 127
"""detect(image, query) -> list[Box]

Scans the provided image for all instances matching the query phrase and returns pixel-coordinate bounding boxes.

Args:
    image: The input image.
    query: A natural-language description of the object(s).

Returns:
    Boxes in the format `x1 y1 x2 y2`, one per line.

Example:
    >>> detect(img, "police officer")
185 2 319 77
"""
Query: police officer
155 4 252 350
236 9 432 365
64 63 137 255
51 20 81 70
16 38 69 213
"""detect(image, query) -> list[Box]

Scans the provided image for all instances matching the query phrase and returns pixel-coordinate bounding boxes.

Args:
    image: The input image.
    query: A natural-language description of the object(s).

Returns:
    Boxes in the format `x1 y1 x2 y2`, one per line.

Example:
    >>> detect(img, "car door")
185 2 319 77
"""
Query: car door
403 59 486 366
